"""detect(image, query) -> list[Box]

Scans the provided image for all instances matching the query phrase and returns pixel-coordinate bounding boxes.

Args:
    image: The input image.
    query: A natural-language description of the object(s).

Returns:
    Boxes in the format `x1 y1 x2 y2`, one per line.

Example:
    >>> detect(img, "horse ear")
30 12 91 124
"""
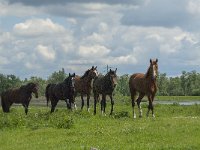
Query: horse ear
92 66 94 69
110 69 111 72
150 59 152 64
115 68 117 73
95 66 97 69
73 73 75 76
156 58 158 63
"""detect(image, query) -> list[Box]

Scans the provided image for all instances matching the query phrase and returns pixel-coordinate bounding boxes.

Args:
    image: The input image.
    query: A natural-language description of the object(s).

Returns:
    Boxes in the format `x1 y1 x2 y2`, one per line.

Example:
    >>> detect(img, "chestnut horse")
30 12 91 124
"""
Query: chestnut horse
45 73 75 113
1 82 39 114
93 68 118 115
74 66 98 111
129 59 158 118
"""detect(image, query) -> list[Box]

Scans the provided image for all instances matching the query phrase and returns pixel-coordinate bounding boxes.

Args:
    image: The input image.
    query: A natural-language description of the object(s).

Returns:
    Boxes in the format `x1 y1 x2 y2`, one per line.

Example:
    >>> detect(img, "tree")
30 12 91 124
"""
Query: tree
47 68 66 84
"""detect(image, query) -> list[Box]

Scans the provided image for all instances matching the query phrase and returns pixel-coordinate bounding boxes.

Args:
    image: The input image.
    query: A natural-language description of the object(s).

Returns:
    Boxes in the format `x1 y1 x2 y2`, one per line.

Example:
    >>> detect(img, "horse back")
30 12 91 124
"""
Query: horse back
93 75 113 95
129 73 147 93
74 75 91 94
2 88 26 103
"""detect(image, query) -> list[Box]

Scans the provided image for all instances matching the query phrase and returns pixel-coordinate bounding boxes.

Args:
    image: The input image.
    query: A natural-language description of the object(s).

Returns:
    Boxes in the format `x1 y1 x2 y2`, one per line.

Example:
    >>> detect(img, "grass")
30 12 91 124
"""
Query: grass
115 95 200 103
156 96 200 101
0 102 200 150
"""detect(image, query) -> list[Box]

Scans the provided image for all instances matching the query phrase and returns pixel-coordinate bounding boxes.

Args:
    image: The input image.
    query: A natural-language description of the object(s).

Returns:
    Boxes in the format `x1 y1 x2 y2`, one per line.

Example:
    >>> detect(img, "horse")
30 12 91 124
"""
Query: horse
1 82 39 114
74 66 98 111
129 59 158 118
93 68 118 115
45 73 75 113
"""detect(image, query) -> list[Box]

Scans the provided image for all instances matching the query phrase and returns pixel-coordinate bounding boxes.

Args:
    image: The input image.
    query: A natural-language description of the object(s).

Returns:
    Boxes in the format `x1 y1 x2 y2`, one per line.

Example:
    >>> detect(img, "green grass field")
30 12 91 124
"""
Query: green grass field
0 101 200 150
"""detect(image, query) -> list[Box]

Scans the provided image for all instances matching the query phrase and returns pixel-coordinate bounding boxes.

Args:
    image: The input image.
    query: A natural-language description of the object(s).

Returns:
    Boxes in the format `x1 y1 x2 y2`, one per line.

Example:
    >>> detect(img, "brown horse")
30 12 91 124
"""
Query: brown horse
93 68 118 115
74 66 98 111
129 59 158 118
1 82 39 114
45 73 75 113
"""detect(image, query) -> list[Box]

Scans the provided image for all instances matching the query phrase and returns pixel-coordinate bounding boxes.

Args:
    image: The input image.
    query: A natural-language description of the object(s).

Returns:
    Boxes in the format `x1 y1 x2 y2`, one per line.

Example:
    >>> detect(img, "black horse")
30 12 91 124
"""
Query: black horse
93 69 117 115
1 82 39 114
45 73 75 113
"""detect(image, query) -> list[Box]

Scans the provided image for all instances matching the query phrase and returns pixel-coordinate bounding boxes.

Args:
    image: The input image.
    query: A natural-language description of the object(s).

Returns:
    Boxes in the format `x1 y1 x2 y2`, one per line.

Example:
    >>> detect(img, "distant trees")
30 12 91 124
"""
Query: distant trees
0 69 199 96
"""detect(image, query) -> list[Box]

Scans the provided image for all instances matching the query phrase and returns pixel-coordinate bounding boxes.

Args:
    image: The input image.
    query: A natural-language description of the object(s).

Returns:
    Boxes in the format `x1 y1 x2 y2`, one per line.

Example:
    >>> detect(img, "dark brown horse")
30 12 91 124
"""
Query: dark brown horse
45 73 75 113
1 82 39 114
93 68 118 115
129 59 158 118
74 66 98 111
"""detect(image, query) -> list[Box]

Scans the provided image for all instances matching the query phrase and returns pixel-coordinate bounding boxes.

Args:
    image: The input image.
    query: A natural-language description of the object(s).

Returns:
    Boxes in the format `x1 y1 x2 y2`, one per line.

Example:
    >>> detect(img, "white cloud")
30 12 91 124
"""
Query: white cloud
36 44 56 61
0 56 9 65
78 45 110 58
1 0 200 78
103 55 137 65
187 0 200 15
0 1 40 16
13 18 65 36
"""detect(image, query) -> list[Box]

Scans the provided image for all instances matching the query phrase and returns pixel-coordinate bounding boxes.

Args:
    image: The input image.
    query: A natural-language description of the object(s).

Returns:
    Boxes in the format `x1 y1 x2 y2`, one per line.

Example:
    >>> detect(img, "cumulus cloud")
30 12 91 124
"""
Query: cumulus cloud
0 0 200 78
36 44 56 61
78 45 110 58
13 18 65 37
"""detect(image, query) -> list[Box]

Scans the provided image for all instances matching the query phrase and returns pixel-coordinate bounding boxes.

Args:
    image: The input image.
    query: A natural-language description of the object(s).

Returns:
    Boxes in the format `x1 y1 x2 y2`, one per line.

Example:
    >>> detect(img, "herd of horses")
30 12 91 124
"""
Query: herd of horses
1 59 158 118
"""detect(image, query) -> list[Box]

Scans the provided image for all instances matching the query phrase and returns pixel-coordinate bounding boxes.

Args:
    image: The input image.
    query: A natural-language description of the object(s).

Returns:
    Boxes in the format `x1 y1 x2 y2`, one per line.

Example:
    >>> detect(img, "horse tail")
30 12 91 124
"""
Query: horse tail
45 84 51 107
1 92 7 112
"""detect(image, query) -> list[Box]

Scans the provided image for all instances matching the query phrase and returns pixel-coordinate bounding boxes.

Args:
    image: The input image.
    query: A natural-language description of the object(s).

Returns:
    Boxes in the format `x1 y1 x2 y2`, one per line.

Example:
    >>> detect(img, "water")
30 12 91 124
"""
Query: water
155 100 200 105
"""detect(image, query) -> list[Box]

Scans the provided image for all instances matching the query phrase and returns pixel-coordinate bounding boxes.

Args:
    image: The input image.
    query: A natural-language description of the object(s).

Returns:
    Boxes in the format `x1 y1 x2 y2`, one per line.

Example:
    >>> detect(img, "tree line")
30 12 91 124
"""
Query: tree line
0 69 200 96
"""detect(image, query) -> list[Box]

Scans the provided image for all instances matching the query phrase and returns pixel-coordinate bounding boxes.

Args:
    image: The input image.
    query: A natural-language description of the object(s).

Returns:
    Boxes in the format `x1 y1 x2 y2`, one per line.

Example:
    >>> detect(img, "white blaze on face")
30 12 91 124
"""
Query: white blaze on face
72 77 75 87
153 65 157 78
94 70 98 76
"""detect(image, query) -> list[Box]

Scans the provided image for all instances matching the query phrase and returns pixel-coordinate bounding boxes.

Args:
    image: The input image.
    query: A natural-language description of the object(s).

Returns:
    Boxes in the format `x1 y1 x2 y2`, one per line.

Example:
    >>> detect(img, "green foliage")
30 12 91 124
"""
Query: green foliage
0 74 22 93
157 71 200 96
47 68 66 84
116 74 130 96
0 69 200 96
0 104 200 149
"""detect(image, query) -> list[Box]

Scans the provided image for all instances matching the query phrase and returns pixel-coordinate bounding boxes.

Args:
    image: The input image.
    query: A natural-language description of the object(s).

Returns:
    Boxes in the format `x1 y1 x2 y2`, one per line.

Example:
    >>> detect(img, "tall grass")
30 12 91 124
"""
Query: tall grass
0 103 200 149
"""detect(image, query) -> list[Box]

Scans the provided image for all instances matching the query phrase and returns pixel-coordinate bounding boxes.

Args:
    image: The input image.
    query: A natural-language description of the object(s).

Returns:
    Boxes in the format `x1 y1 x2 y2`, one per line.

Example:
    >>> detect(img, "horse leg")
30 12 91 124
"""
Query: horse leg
87 94 90 112
109 94 114 115
94 92 97 115
131 90 136 119
51 99 58 113
22 103 29 115
65 99 71 109
151 93 156 117
137 93 145 118
81 95 84 110
73 92 77 110
147 95 154 117
101 94 106 115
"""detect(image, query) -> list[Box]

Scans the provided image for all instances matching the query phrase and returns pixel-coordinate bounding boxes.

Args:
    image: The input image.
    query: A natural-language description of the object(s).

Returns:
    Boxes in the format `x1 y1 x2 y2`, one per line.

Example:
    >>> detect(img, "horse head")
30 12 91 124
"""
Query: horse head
149 58 158 80
108 68 118 89
27 82 39 98
88 66 98 79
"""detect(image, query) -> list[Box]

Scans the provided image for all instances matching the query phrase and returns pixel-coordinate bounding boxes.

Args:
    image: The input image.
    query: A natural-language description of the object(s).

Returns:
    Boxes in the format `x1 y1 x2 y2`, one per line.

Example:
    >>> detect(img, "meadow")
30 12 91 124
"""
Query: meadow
0 97 200 150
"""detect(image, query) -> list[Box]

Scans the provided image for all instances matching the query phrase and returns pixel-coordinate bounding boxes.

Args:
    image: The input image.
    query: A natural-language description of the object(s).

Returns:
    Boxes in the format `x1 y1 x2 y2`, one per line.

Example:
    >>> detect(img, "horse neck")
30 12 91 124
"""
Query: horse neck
104 74 111 86
81 75 93 83
145 67 157 84
20 86 32 95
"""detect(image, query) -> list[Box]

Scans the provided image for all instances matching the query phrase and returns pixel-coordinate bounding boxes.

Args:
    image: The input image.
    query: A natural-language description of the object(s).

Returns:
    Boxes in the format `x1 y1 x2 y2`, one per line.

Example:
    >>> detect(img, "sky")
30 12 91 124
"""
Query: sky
0 0 200 79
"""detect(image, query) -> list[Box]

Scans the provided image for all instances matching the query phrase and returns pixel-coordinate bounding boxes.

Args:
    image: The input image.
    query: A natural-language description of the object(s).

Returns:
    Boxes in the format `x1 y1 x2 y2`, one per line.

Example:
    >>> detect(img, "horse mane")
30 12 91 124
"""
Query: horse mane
145 66 151 78
20 82 36 91
105 70 115 77
81 69 90 79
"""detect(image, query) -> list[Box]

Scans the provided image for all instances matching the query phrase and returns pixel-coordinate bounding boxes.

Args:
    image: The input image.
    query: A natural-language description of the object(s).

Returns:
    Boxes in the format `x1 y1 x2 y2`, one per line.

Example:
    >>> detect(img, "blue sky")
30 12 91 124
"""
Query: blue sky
0 0 200 79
